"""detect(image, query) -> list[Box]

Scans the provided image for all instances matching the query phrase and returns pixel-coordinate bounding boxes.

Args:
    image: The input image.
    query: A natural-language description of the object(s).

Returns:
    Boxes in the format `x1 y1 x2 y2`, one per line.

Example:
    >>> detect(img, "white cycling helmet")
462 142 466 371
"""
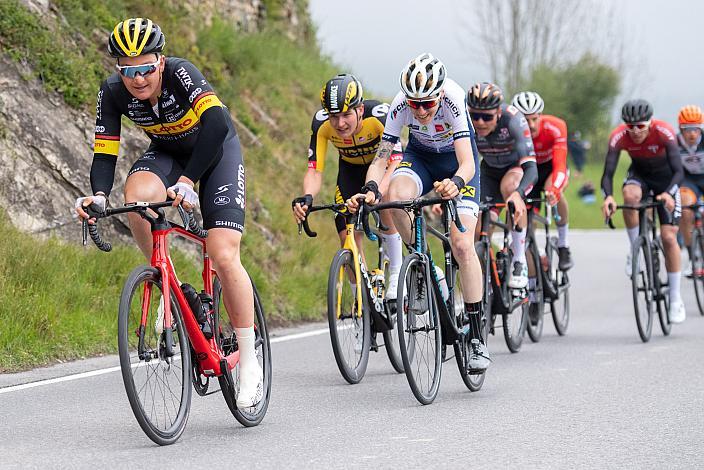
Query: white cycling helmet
512 91 545 115
399 53 446 100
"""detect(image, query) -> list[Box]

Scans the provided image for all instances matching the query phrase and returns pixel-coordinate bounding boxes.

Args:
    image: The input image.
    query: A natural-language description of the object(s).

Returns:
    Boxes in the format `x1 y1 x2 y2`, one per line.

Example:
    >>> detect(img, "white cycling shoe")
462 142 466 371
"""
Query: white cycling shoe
385 269 400 301
668 299 686 324
236 363 264 408
508 261 528 289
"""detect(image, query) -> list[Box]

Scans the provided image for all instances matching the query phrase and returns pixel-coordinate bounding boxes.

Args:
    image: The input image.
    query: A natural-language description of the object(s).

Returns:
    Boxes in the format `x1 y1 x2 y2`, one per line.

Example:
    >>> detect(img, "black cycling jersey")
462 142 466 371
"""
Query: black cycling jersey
90 57 233 196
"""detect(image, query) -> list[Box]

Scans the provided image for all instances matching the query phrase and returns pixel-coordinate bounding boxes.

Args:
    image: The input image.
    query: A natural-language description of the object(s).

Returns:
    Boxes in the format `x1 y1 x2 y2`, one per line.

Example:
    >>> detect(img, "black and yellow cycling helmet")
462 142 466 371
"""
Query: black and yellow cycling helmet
108 18 165 58
320 74 364 114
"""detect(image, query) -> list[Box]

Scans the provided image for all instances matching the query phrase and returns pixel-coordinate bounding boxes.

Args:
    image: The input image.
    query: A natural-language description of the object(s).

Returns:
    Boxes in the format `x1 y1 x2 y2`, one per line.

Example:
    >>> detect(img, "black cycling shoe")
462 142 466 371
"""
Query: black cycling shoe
528 302 541 326
558 247 573 271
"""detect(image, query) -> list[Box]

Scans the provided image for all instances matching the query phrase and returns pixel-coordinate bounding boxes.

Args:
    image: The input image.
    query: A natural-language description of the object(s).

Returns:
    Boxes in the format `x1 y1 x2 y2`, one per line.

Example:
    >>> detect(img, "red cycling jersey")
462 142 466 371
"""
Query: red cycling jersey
532 114 568 191
601 119 683 197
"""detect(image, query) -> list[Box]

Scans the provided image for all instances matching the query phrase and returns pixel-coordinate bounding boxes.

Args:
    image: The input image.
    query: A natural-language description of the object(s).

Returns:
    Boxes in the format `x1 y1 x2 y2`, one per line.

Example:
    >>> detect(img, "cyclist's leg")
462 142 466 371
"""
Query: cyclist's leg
124 147 183 259
679 177 701 259
657 186 685 322
477 160 504 239
499 166 529 286
388 147 432 245
335 162 367 292
200 134 261 406
622 169 644 242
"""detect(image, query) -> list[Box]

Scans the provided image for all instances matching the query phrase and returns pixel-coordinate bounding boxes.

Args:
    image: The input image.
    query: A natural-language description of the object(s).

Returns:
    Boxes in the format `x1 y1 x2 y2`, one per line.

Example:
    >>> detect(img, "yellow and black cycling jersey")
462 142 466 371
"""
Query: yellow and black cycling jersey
307 99 402 171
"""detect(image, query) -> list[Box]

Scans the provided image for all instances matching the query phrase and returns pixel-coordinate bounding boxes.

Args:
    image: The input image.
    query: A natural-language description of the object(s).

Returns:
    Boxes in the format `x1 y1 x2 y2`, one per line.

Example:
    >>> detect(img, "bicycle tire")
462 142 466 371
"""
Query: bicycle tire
475 241 494 341
452 241 491 392
396 253 442 405
382 301 405 373
691 229 704 316
382 257 405 374
502 249 528 353
118 265 191 446
526 236 545 343
216 277 272 427
631 236 654 342
653 237 672 336
547 237 570 336
326 249 371 384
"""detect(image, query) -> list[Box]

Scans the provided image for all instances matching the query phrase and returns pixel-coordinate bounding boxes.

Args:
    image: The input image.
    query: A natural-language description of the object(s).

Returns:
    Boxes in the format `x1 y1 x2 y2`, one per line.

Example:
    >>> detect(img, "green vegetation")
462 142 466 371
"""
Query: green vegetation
0 0 347 370
0 212 202 371
0 0 629 371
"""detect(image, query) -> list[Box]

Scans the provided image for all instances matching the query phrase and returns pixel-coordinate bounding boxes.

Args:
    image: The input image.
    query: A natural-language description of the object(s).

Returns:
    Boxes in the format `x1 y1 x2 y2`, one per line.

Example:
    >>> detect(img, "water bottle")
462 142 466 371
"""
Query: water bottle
370 269 385 300
181 283 213 339
434 265 449 302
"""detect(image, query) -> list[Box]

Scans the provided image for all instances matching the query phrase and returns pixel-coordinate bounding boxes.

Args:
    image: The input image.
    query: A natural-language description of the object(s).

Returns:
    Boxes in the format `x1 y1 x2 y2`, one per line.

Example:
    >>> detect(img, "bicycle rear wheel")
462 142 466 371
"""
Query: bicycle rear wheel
526 236 545 343
118 266 191 446
631 237 654 342
547 237 570 335
653 237 671 336
216 277 272 427
397 253 442 405
327 249 371 384
691 229 704 316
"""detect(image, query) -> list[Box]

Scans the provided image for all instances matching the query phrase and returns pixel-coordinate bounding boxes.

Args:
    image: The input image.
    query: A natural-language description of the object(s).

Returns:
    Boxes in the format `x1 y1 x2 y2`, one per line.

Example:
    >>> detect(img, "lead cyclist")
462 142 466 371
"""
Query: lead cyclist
348 53 489 372
74 18 263 407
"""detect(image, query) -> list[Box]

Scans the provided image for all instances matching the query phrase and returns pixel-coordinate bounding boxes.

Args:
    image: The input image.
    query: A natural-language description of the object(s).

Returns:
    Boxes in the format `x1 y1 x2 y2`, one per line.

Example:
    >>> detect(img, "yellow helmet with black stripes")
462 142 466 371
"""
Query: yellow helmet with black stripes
320 74 364 114
108 18 165 58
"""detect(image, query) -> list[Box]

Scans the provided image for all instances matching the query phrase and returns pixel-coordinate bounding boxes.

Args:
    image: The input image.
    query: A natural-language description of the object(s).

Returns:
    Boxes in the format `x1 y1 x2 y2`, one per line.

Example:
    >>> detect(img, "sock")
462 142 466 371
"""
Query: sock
235 326 261 383
381 232 403 275
668 272 681 302
557 224 569 248
528 277 537 302
511 228 527 263
464 301 484 342
626 227 639 246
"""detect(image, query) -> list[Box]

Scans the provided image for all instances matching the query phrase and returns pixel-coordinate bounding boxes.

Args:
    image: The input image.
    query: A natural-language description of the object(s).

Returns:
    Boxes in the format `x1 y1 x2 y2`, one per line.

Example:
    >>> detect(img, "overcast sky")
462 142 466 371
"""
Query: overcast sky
309 0 704 126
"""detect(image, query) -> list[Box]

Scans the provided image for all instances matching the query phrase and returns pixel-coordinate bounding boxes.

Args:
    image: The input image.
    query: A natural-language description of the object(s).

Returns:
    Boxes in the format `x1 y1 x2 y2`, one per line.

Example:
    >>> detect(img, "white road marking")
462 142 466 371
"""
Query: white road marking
0 327 330 395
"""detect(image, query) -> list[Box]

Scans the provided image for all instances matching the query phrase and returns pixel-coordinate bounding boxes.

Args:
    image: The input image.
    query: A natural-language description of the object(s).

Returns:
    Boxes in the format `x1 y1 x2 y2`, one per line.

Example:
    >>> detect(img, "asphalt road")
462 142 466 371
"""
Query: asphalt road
2 230 703 469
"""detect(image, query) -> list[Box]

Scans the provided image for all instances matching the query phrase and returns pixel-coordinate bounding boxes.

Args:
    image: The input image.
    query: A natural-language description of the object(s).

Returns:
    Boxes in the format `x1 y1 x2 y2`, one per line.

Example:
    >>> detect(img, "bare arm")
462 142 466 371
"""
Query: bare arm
366 140 395 186
302 168 323 198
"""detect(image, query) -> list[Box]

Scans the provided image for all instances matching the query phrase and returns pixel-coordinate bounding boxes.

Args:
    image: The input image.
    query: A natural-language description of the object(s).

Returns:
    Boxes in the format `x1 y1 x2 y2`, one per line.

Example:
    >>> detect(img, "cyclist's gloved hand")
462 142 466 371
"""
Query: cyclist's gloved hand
167 181 199 210
292 194 313 223
656 192 675 213
361 180 382 204
74 194 107 222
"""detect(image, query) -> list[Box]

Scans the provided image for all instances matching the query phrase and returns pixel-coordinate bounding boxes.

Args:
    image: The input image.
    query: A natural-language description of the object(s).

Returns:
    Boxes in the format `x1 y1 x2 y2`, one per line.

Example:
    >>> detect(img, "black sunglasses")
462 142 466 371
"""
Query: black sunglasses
470 112 497 122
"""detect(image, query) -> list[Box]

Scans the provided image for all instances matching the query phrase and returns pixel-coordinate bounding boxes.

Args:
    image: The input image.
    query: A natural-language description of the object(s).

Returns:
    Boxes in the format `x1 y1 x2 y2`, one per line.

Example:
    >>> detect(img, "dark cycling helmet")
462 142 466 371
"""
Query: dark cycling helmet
108 18 165 58
467 82 503 110
320 74 364 114
621 99 653 124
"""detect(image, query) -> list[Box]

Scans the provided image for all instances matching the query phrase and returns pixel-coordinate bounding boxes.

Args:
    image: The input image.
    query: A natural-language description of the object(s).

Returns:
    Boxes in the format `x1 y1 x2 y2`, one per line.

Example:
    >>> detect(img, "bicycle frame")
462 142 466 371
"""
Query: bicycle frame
86 202 240 378
146 222 239 377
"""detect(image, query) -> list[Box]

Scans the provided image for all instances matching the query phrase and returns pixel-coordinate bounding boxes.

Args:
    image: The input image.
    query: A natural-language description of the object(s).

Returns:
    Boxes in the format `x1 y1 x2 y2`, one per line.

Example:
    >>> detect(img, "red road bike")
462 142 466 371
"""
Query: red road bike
82 201 271 445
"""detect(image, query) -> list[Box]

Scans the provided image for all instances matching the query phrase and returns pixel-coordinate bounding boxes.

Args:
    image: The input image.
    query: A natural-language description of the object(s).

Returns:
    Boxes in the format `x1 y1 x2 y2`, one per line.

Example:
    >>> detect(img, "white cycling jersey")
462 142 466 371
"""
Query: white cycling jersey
382 78 473 154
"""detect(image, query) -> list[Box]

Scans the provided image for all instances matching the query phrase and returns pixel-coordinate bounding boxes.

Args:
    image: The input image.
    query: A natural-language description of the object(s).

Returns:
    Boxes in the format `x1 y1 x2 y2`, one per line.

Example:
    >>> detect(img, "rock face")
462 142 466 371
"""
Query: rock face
0 55 144 245
2 0 307 246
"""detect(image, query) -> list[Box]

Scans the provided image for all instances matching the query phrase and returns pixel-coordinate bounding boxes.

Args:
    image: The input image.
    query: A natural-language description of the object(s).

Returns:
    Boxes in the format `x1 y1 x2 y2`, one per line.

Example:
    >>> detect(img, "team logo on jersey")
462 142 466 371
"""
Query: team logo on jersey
460 185 476 198
648 145 659 153
214 196 231 206
499 128 510 138
399 161 412 168
435 124 444 132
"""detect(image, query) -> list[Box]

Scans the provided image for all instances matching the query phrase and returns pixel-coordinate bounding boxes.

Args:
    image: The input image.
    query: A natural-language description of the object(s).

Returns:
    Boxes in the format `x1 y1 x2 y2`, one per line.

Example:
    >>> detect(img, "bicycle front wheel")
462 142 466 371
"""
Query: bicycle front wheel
653 238 671 336
547 237 570 335
525 236 545 343
118 266 191 446
216 277 272 427
631 237 654 342
397 253 442 405
691 229 704 316
327 249 371 384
